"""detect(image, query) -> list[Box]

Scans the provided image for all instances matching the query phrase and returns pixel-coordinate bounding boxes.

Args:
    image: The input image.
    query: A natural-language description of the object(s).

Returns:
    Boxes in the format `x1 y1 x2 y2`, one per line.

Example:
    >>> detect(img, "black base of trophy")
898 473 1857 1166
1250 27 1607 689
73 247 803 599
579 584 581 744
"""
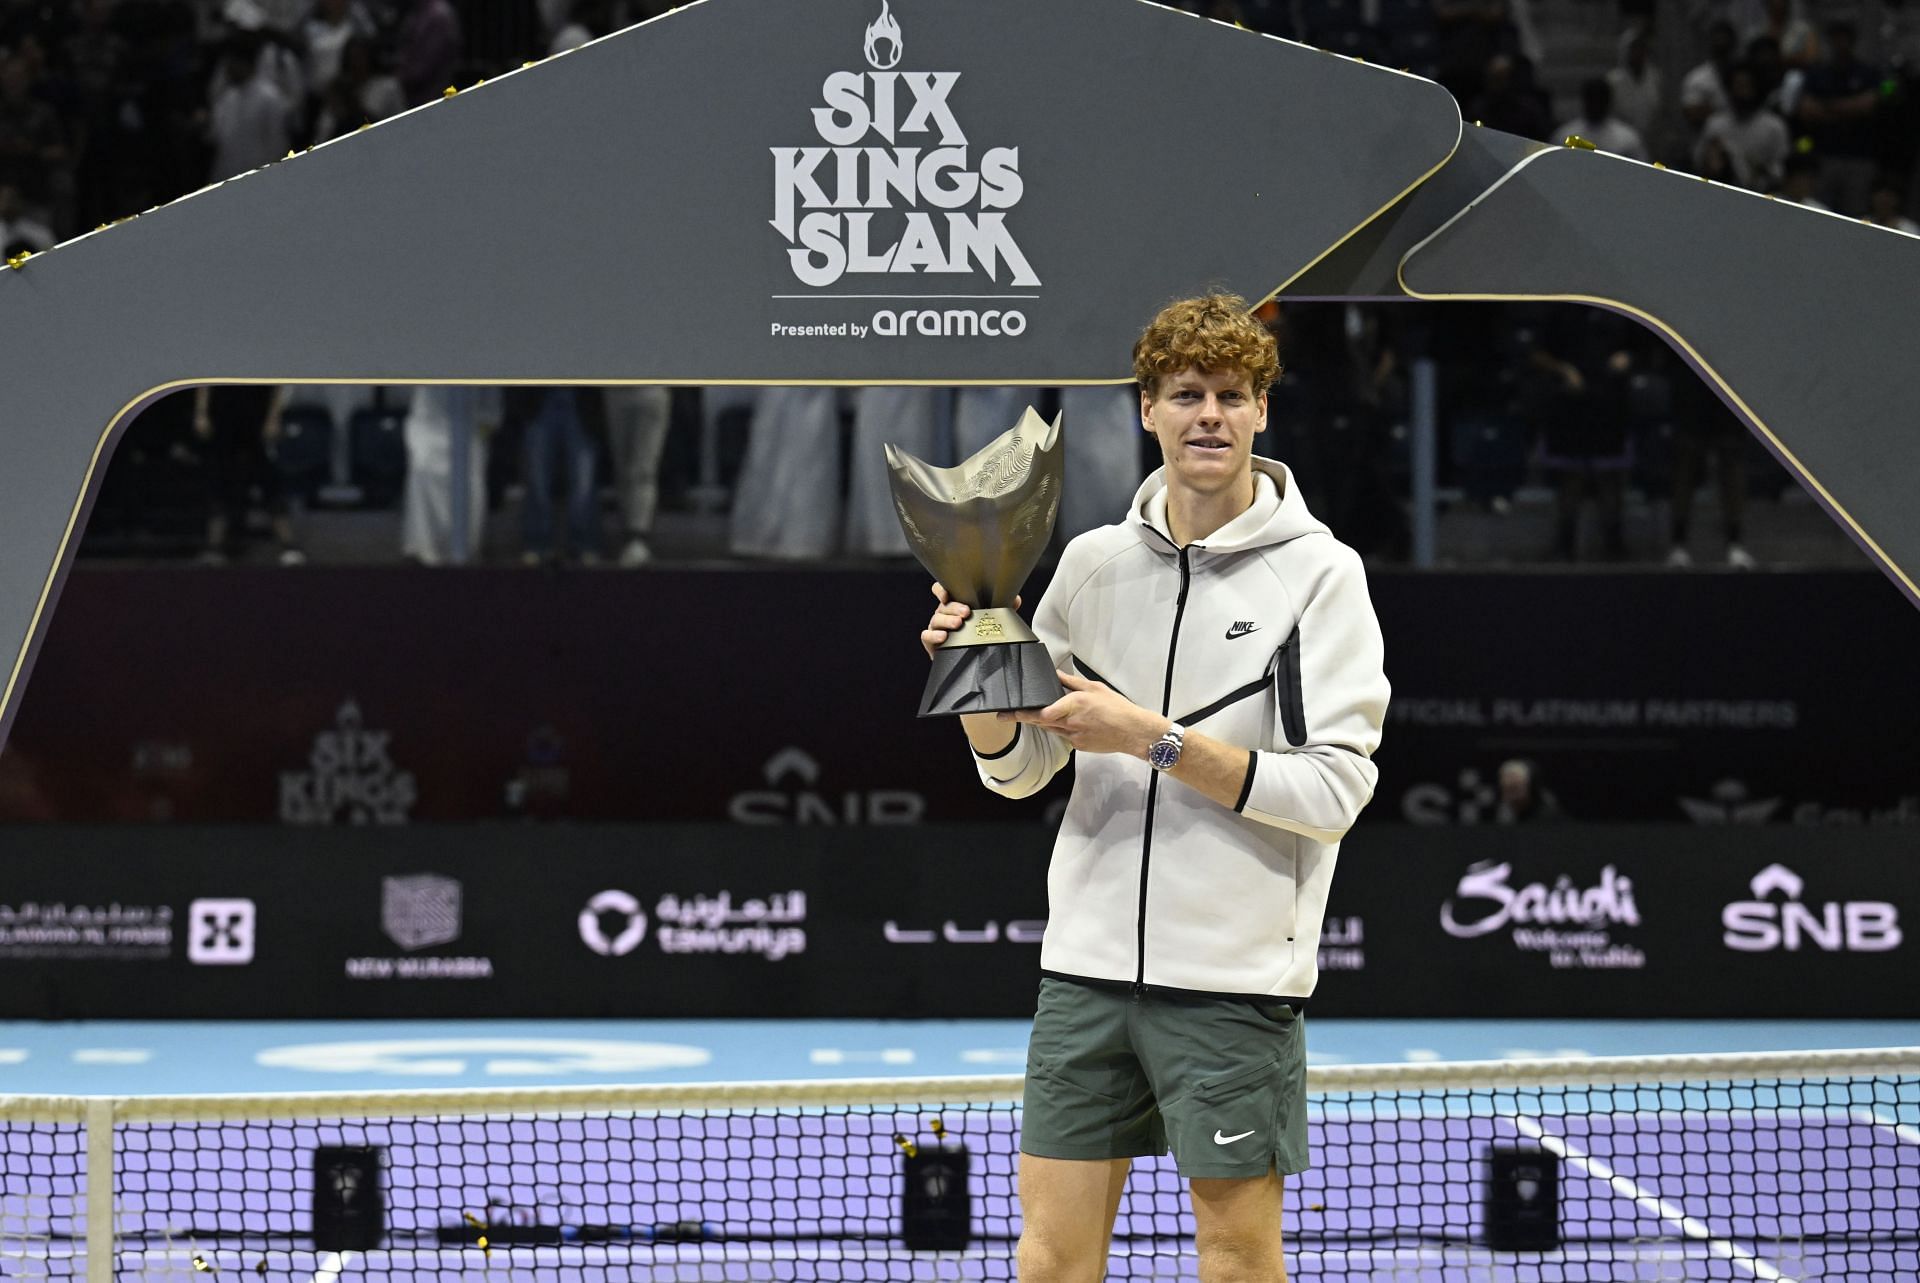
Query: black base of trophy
919 642 1064 718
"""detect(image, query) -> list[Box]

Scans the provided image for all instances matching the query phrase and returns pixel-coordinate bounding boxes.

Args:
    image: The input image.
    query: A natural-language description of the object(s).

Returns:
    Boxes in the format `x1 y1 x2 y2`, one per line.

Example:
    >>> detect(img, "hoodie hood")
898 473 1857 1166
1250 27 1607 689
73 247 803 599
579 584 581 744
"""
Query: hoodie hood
1128 455 1330 554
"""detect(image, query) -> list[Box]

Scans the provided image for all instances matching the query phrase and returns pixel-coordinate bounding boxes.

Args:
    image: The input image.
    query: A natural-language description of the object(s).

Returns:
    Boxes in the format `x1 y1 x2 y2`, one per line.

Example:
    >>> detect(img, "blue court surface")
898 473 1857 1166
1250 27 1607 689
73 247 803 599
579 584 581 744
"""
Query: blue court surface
0 1017 1915 1095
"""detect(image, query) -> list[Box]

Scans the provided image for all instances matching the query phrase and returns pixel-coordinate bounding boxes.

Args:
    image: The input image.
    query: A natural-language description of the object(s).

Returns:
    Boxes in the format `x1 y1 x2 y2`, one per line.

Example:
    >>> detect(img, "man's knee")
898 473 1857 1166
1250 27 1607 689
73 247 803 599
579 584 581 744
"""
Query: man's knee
1194 1228 1287 1283
1016 1228 1105 1283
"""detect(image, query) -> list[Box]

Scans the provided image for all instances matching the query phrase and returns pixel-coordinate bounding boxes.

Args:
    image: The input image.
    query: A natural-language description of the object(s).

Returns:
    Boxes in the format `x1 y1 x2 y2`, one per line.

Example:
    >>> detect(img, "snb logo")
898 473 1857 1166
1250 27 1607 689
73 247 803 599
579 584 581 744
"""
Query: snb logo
187 898 256 965
579 889 648 957
1722 864 1902 953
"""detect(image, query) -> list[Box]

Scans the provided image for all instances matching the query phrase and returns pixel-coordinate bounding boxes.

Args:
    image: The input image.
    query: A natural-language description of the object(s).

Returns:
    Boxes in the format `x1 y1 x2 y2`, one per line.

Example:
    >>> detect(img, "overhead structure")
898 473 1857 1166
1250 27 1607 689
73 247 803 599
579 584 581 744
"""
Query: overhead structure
0 0 1914 746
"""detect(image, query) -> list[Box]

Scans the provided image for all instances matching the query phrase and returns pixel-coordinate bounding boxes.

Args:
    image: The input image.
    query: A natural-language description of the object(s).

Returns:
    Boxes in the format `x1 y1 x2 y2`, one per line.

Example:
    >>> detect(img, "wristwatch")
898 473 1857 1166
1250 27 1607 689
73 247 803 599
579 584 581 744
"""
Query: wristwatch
1147 721 1185 771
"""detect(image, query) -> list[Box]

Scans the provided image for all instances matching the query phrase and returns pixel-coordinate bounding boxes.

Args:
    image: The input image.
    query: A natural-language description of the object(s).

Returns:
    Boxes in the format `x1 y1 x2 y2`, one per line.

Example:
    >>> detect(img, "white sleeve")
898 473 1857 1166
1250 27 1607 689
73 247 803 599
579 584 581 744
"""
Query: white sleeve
969 539 1082 798
1234 547 1389 842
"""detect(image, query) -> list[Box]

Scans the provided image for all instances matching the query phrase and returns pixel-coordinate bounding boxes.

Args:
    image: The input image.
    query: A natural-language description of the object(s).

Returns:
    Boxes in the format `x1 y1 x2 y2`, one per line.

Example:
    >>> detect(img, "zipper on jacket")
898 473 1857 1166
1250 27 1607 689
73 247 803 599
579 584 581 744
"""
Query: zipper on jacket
1136 546 1192 990
1277 626 1307 747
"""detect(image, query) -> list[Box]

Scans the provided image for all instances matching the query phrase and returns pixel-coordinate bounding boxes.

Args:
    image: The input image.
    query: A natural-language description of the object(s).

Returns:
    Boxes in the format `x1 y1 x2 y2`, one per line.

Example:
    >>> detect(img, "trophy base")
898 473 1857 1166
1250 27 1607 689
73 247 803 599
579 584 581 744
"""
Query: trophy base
919 642 1064 718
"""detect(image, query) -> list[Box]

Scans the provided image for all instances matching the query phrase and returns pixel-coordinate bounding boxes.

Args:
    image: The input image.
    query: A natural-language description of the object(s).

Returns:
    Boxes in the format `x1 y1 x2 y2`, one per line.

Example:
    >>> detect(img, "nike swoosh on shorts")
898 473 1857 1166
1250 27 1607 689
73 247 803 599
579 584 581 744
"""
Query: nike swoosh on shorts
1213 1128 1256 1145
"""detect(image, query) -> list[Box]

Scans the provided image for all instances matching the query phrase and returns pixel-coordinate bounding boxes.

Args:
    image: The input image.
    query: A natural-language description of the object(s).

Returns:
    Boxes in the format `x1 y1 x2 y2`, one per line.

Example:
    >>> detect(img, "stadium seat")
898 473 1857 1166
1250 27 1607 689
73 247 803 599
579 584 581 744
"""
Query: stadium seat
348 405 408 508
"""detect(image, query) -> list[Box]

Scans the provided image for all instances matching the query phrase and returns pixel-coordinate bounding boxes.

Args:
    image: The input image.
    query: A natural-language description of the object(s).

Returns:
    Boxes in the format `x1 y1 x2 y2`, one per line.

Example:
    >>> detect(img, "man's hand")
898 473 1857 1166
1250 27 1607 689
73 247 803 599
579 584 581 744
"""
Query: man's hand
922 582 1017 659
1004 670 1163 758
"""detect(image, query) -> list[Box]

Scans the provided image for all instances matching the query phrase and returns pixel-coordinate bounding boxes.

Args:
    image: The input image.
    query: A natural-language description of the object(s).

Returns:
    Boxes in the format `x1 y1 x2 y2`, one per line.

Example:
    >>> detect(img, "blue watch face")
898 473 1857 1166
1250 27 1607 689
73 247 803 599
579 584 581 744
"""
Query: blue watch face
1148 739 1179 770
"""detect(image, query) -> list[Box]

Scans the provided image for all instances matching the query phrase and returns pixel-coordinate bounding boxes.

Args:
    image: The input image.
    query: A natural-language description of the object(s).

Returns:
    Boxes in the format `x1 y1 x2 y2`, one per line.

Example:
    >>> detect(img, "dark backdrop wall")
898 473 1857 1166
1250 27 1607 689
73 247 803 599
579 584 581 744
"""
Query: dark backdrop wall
0 567 1914 827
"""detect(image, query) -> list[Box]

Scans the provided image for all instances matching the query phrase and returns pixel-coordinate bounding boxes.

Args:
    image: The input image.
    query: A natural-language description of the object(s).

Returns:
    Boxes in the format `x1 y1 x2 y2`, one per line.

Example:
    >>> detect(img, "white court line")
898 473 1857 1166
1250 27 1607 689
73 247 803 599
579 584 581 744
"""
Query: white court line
312 1250 353 1282
1509 1114 1796 1283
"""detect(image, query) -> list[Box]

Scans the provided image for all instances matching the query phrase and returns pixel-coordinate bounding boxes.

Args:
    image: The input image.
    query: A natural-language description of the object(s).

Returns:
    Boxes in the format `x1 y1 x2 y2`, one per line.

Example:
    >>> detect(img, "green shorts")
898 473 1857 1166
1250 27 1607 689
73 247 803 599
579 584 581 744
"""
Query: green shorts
1021 975 1309 1179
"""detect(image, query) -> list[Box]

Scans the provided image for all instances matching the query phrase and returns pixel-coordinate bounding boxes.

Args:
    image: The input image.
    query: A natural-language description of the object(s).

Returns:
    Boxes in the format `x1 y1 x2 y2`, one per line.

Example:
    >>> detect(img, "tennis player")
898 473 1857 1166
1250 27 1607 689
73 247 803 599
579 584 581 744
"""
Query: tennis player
921 294 1390 1281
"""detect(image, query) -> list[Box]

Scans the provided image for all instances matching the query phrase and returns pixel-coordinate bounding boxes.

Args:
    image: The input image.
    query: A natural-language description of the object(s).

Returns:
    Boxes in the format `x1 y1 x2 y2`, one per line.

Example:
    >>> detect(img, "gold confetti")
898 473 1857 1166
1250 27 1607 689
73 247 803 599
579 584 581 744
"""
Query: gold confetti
892 1133 918 1158
191 1254 213 1274
443 85 458 99
928 1117 947 1140
284 150 296 160
1564 135 1596 151
6 252 29 269
523 60 535 68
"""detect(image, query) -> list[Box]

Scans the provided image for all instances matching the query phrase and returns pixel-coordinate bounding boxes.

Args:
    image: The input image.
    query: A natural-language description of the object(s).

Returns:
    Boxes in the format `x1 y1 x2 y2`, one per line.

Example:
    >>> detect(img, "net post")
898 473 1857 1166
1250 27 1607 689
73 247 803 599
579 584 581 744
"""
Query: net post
83 1097 113 1283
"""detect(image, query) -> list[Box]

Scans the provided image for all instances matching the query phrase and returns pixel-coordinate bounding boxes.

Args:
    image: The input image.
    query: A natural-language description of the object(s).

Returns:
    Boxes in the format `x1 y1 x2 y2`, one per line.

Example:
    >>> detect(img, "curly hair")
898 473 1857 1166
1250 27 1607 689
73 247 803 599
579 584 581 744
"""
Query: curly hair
1131 293 1281 398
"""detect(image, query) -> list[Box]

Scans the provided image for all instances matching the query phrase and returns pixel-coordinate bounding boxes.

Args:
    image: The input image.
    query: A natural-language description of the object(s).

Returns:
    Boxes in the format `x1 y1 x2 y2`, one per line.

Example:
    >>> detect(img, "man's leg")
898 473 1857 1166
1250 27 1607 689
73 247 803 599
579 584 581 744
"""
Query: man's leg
1191 1169 1287 1283
1016 1154 1128 1283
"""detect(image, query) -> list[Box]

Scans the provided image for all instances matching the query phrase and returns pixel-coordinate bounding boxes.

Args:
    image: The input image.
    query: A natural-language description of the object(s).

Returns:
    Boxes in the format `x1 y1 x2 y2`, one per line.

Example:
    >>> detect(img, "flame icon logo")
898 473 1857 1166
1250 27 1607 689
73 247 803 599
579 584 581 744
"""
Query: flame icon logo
864 0 903 70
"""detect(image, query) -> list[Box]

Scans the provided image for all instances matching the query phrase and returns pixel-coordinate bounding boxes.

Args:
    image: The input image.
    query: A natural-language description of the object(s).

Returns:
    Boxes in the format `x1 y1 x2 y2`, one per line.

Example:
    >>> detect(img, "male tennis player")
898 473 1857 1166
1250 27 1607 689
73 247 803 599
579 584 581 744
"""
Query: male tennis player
921 294 1390 1282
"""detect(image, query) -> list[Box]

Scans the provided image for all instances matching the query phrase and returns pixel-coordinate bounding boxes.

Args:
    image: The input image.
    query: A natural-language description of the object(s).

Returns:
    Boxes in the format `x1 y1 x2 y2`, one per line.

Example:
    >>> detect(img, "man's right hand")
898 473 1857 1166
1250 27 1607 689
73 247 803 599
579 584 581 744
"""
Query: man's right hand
922 582 1020 659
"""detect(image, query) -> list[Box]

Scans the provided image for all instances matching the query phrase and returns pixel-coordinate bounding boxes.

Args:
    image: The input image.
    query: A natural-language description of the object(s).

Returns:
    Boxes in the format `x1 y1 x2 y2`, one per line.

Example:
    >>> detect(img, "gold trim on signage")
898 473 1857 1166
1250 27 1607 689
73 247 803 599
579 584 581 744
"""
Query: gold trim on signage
1252 92 1464 312
1393 149 1918 601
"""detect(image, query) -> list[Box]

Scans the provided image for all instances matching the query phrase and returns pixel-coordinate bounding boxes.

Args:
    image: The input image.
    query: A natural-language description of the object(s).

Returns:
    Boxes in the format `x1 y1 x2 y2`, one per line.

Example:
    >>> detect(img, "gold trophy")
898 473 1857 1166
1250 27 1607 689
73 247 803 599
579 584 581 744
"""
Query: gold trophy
887 407 1067 718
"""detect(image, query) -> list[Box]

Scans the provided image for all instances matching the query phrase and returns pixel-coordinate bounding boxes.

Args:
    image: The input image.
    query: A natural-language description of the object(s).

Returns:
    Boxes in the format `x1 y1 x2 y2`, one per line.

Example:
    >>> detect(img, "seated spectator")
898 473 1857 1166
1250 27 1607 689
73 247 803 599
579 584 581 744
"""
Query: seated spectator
0 175 53 258
1750 0 1819 69
302 0 377 99
207 31 293 181
397 0 463 106
1795 20 1884 215
1682 20 1737 134
1608 28 1663 146
1779 150 1829 208
311 34 405 142
1867 172 1920 232
1554 77 1649 160
1696 64 1790 189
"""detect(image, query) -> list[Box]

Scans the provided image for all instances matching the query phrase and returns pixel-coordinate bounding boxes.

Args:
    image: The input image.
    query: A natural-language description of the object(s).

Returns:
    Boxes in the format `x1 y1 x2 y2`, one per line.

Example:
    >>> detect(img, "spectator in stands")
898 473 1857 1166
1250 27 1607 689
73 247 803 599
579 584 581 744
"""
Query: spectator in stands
401 385 498 565
311 34 406 142
1779 149 1829 208
301 0 378 99
1608 28 1663 146
0 175 53 258
1696 63 1790 189
1554 77 1649 159
397 0 463 105
511 387 602 564
1682 20 1737 134
604 385 673 566
206 31 293 180
1795 21 1885 215
1518 305 1636 561
550 0 615 53
1868 171 1920 232
1494 759 1562 822
1746 35 1802 119
193 384 304 565
1694 131 1742 184
1469 52 1552 142
1666 372 1754 568
0 50 70 236
1746 0 1819 69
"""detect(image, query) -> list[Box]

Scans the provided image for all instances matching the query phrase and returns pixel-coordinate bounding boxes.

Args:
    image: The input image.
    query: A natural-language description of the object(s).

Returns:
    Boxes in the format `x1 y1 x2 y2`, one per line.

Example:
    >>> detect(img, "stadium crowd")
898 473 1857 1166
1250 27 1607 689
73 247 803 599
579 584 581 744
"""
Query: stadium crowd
3 0 1908 568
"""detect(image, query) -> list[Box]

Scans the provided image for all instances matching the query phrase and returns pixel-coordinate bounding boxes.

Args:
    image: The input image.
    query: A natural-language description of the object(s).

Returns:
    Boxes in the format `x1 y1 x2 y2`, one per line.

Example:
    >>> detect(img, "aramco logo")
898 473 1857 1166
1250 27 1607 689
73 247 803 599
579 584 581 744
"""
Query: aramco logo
865 0 903 70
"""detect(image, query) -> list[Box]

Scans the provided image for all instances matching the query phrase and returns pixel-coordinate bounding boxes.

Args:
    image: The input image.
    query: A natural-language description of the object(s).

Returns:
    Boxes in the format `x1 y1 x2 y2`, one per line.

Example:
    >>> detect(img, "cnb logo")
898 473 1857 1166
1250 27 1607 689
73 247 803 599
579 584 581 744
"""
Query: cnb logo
1722 864 1902 953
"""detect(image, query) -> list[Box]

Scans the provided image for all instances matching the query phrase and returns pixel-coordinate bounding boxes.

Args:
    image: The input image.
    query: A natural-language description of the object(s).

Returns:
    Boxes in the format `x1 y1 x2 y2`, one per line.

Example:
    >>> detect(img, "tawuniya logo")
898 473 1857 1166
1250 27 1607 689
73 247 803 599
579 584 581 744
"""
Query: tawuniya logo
728 747 924 824
1722 863 1902 952
771 1 1037 290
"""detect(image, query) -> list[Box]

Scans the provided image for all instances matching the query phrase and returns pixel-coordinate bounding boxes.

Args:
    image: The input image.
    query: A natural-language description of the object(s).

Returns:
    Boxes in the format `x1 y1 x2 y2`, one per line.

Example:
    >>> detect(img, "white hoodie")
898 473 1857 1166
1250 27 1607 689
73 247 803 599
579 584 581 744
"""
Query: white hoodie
973 457 1389 1000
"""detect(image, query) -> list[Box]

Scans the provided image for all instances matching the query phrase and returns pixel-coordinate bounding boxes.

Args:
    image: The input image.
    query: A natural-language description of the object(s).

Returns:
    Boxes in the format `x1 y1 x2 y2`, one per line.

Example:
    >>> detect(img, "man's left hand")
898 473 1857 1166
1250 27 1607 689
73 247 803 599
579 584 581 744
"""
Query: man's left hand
1003 670 1163 758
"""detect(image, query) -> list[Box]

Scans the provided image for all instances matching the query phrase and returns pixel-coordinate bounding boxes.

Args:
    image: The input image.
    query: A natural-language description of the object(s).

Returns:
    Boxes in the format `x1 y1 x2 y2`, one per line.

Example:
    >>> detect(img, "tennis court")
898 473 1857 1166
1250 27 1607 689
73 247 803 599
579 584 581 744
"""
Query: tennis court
2 1027 1913 1281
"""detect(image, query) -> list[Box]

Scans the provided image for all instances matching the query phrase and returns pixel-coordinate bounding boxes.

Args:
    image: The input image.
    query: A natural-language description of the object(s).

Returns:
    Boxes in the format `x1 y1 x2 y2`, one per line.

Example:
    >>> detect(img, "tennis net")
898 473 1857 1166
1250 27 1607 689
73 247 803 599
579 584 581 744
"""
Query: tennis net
0 1046 1914 1280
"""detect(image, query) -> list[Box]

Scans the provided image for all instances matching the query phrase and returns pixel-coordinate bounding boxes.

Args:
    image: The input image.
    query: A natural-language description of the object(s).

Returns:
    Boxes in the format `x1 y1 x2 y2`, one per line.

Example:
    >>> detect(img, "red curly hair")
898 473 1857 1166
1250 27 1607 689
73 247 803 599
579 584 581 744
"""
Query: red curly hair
1132 293 1281 398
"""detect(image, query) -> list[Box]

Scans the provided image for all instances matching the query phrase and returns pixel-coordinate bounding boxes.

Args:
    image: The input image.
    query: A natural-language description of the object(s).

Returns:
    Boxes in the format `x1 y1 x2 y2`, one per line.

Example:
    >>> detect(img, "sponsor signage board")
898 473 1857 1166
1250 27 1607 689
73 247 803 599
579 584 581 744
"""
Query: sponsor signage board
0 824 1909 1019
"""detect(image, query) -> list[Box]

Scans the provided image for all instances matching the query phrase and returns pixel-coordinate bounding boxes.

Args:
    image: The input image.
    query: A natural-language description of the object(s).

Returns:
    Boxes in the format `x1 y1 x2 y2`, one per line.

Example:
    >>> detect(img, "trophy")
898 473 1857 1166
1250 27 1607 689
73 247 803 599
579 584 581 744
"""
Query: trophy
887 407 1066 718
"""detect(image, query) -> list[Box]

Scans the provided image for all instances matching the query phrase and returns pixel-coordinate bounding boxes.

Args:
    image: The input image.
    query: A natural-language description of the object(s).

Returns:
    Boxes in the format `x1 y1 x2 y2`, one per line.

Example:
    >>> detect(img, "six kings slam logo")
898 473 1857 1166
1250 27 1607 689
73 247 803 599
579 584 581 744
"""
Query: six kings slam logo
769 0 1039 341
